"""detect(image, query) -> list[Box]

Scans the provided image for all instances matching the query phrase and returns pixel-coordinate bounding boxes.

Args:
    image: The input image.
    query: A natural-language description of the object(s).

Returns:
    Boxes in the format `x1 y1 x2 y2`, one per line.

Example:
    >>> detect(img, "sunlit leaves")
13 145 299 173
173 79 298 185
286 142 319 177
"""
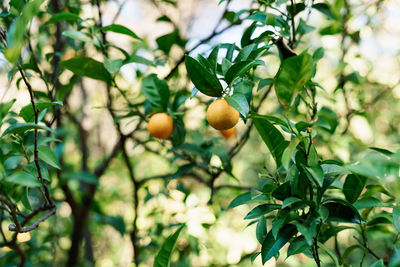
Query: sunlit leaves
154 224 185 267
274 53 314 109
141 74 170 110
101 24 142 40
253 117 289 167
60 57 112 84
185 55 223 97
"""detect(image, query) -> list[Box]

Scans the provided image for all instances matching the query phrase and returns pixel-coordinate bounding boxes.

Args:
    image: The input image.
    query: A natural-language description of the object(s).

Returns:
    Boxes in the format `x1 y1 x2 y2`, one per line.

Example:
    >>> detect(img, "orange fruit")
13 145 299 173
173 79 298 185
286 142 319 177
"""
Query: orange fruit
147 113 174 139
17 232 31 243
220 127 236 139
206 99 239 130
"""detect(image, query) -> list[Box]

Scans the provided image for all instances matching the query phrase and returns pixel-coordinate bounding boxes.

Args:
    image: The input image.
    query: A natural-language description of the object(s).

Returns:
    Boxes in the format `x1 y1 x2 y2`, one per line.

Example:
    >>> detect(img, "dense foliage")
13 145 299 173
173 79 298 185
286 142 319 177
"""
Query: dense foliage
0 0 399 266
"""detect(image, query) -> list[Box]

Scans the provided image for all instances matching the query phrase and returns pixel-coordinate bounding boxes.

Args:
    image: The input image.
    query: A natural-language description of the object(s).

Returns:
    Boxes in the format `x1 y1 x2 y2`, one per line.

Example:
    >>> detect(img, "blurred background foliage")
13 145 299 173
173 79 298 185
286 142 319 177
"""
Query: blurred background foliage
0 0 400 266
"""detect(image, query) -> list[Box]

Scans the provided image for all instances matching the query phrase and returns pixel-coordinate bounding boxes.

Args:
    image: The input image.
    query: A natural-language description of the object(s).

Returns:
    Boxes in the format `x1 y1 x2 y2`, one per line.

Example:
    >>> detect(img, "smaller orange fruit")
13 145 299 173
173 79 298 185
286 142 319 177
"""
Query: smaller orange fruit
147 113 174 139
17 232 31 243
220 127 236 139
206 99 239 130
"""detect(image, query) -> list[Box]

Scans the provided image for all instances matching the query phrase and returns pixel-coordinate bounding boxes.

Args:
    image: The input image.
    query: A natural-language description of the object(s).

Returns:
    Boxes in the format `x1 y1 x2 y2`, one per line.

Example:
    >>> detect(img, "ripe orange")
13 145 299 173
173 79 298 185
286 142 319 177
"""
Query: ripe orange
220 127 236 139
147 113 174 139
206 99 239 130
17 232 31 243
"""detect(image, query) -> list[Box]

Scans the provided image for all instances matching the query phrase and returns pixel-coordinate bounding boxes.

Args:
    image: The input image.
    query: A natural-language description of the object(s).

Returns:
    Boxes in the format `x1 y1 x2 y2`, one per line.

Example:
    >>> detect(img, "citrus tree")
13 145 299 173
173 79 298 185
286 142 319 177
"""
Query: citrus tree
0 0 399 266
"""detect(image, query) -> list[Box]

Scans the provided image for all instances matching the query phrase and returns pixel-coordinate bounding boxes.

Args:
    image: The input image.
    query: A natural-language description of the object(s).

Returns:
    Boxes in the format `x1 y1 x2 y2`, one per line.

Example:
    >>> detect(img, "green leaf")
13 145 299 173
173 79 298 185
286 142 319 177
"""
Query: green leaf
156 30 185 54
62 30 96 44
313 47 325 61
5 171 41 187
244 204 281 220
353 197 390 209
185 55 223 97
141 74 170 110
2 122 52 136
274 53 314 109
69 172 99 184
317 242 340 267
235 44 256 62
282 137 301 170
228 192 251 209
5 0 45 62
104 58 123 74
323 199 362 223
256 216 267 244
303 165 324 187
316 107 338 133
287 236 310 258
261 225 297 264
38 145 61 169
234 80 253 103
170 118 185 146
207 45 219 74
45 11 81 24
225 93 249 118
154 224 185 267
124 55 155 66
312 3 334 20
343 174 366 203
19 101 62 122
225 60 264 85
21 187 32 211
393 206 400 233
370 259 384 267
253 117 289 167
281 197 302 209
101 24 141 40
60 57 112 84
0 99 16 122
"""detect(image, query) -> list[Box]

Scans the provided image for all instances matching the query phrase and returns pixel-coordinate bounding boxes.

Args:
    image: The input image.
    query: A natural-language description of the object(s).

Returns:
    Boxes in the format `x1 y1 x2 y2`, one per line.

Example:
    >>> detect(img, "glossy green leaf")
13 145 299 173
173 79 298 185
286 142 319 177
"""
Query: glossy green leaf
170 118 185 146
2 122 52 136
124 55 155 66
313 3 334 20
5 171 41 187
225 60 264 85
156 30 185 54
282 137 301 170
323 199 362 223
104 58 123 74
343 174 366 203
60 57 112 84
281 197 302 209
21 187 32 211
62 30 96 44
225 93 249 118
303 165 324 187
185 55 223 97
0 99 16 122
154 224 185 267
287 236 310 258
244 204 281 220
101 24 141 40
256 216 267 244
253 117 289 167
38 145 61 169
141 74 170 110
261 225 297 264
69 172 99 184
19 101 62 122
45 12 81 24
317 242 340 267
274 53 314 109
